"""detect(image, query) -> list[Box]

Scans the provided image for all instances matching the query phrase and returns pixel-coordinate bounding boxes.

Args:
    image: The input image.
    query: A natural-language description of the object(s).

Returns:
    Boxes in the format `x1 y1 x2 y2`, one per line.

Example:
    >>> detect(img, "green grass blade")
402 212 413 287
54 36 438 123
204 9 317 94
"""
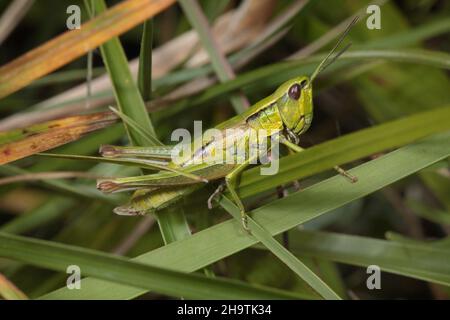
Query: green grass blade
40 132 450 299
156 206 192 244
220 196 342 300
88 0 159 145
109 107 162 146
288 230 450 286
0 232 305 300
138 20 153 102
178 0 248 113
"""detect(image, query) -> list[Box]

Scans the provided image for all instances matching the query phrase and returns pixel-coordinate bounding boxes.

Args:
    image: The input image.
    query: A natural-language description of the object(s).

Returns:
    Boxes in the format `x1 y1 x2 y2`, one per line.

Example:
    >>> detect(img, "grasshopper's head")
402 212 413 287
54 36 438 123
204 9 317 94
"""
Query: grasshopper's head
274 17 358 140
274 76 313 136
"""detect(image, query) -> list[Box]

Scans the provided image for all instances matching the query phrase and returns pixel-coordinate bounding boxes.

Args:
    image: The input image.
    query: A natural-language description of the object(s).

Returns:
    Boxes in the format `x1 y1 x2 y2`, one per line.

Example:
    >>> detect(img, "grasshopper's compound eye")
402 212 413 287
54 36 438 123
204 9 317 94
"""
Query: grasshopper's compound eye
288 83 301 100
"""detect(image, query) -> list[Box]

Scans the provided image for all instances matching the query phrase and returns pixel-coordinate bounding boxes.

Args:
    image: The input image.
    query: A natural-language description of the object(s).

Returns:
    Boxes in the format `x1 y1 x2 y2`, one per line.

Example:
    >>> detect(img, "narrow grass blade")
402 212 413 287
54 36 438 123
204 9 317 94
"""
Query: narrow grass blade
138 20 154 102
220 196 341 300
178 0 249 113
109 107 162 146
89 0 160 146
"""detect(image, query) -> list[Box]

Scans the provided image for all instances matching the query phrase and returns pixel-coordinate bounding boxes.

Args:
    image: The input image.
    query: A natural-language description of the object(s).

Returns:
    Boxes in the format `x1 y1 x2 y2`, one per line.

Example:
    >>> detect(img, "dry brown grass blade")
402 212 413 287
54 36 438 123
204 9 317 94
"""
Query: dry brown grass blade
0 0 176 99
0 112 117 165
185 0 276 67
0 0 276 131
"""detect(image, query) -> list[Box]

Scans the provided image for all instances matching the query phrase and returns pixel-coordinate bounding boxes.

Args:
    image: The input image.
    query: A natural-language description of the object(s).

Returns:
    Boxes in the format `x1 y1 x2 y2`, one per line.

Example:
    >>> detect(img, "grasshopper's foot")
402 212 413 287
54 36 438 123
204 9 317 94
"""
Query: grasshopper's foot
334 165 358 183
207 183 225 209
241 212 251 233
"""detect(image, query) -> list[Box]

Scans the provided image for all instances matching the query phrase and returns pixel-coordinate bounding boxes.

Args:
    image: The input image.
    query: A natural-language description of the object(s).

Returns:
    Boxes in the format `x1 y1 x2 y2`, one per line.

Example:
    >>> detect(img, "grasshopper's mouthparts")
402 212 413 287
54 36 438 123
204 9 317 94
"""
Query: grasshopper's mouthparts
305 114 312 125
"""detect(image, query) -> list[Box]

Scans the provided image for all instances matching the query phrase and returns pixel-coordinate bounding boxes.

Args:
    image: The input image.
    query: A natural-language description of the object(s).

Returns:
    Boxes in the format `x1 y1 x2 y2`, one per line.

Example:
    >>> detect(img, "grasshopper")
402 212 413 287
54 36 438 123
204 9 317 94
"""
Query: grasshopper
97 77 354 230
94 18 360 231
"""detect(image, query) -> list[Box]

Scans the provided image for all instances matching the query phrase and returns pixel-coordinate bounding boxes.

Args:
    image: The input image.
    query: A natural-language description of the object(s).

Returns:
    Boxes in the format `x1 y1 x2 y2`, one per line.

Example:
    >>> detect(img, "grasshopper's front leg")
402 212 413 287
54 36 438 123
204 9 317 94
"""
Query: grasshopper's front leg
280 136 358 183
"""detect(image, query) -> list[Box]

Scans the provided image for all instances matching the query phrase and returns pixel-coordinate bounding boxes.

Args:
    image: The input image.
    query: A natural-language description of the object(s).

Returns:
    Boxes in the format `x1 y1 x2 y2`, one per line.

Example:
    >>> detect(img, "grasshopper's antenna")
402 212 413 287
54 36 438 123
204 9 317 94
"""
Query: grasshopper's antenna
310 16 359 83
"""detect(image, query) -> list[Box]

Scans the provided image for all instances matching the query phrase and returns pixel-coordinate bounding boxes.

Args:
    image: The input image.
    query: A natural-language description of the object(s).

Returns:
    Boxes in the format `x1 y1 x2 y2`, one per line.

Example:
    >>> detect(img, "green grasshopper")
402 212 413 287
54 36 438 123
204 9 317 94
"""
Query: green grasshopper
37 18 358 230
95 18 359 231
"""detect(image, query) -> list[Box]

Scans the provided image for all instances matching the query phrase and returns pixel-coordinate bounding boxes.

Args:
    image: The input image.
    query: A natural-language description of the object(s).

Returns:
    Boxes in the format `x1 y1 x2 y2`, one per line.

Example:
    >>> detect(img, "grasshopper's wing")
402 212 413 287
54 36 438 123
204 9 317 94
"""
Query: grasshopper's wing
216 95 277 129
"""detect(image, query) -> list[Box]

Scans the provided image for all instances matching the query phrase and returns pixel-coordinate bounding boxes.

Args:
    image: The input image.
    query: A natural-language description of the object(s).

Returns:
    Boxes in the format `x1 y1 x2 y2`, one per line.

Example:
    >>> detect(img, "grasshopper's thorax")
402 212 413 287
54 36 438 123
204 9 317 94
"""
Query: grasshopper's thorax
246 103 283 135
274 76 313 137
